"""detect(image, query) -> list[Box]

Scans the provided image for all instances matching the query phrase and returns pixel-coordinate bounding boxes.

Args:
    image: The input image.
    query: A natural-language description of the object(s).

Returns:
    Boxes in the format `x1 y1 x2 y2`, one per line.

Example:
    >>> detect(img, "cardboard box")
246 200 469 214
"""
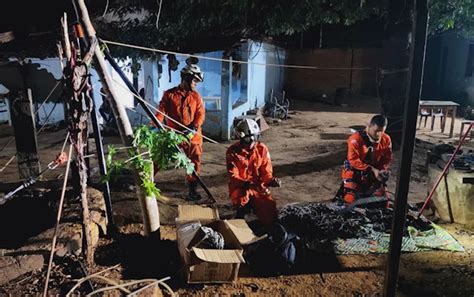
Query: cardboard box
177 205 219 225
176 205 261 284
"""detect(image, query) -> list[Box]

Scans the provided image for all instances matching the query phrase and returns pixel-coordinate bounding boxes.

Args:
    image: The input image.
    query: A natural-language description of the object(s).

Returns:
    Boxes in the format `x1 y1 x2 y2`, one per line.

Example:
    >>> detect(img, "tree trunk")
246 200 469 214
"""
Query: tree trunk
75 0 160 238
380 1 415 145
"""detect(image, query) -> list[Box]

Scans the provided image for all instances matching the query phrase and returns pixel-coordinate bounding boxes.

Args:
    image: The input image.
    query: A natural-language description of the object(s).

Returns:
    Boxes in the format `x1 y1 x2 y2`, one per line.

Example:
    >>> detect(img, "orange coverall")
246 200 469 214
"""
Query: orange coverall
155 86 205 182
342 130 392 203
226 142 278 226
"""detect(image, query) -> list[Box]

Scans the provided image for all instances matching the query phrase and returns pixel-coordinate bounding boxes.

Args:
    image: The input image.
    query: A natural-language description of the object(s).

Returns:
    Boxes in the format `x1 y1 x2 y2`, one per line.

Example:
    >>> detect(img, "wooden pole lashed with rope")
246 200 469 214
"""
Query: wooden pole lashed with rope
60 12 94 265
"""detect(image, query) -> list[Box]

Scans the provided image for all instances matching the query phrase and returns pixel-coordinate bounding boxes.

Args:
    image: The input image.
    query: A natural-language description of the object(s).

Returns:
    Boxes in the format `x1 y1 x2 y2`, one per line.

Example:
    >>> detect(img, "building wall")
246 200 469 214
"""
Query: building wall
153 41 286 140
284 48 383 101
227 41 286 140
422 32 474 107
0 41 287 141
0 58 137 126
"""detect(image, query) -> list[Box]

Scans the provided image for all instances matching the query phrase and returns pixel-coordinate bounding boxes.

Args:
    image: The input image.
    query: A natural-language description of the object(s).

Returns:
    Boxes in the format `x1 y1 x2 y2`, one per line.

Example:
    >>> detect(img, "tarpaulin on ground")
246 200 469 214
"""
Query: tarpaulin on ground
331 224 465 254
278 202 465 255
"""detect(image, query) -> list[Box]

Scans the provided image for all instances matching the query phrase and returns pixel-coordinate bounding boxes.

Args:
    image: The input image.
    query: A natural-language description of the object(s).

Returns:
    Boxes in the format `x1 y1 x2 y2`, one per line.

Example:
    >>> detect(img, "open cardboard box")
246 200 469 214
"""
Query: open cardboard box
176 205 263 283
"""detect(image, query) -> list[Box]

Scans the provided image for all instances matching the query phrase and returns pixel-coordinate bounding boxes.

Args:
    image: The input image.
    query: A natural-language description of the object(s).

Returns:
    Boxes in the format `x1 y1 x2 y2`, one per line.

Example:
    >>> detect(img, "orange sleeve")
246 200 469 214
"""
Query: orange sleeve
259 144 274 185
192 93 205 128
380 136 392 170
155 91 168 123
347 135 369 171
226 148 250 187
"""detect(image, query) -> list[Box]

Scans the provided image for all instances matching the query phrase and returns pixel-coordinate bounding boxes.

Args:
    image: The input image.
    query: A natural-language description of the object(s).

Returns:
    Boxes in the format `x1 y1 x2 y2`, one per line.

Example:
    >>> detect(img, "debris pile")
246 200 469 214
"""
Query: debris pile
278 203 368 242
278 202 433 244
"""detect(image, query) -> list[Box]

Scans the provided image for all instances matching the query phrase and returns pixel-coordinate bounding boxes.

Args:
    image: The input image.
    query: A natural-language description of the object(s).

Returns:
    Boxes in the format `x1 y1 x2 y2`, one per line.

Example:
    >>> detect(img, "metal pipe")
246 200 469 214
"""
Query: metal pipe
417 123 473 217
384 1 428 296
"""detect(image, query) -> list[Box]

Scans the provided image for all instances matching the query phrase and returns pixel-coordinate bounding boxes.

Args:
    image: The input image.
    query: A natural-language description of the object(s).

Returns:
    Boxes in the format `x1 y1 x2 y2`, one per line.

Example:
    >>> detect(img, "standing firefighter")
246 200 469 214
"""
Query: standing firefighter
226 119 281 227
341 115 393 204
154 64 205 200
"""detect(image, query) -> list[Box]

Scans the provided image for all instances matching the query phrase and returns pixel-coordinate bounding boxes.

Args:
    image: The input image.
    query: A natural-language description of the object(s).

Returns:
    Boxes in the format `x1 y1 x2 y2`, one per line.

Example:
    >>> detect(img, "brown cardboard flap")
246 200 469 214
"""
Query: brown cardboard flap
177 205 219 223
192 247 244 264
224 219 267 245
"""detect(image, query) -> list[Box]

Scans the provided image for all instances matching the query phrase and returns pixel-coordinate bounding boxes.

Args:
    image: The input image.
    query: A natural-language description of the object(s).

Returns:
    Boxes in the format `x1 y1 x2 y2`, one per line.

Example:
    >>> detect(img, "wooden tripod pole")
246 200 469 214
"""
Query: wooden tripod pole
43 144 73 297
74 0 160 237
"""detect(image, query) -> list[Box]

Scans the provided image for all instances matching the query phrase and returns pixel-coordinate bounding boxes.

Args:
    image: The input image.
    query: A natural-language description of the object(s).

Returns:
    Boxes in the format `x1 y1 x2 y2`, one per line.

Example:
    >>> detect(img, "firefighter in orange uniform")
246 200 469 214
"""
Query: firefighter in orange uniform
226 119 281 227
154 64 205 200
341 115 392 203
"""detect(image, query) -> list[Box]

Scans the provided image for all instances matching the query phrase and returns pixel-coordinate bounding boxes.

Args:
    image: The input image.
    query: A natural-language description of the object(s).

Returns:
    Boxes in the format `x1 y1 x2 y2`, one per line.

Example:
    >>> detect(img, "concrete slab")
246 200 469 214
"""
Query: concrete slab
428 163 474 227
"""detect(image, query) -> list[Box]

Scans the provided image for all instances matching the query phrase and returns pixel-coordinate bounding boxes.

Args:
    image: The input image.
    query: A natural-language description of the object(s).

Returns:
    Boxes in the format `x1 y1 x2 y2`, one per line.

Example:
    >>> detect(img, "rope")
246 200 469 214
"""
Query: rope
66 275 131 296
0 155 15 172
85 278 173 297
102 39 375 71
0 137 14 153
42 143 72 297
155 0 163 30
0 81 61 154
36 102 59 134
64 264 122 296
106 80 221 144
126 277 175 297
93 88 200 146
87 264 121 279
133 110 186 135
61 132 70 153
36 81 61 116
102 0 109 17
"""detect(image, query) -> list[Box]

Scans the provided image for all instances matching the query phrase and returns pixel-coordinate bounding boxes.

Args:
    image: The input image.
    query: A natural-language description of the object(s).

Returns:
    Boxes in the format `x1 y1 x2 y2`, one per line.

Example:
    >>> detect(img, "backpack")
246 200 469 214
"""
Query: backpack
246 223 299 276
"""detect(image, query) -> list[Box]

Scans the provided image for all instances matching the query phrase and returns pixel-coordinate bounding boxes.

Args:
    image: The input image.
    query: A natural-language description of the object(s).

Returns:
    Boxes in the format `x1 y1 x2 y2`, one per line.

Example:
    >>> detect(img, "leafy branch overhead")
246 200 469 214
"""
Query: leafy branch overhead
93 0 391 57
92 0 474 58
2 0 471 59
428 0 474 35
103 125 194 198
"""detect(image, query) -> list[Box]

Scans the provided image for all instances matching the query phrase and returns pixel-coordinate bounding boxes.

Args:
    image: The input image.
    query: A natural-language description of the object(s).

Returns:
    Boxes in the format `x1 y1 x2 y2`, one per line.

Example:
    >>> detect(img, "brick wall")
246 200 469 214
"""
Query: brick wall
284 48 384 100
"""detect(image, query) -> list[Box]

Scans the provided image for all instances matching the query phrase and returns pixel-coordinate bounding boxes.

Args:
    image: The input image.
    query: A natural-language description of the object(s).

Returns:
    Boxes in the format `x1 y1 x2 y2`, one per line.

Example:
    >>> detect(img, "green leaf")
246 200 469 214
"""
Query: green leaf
102 124 195 198
445 19 455 29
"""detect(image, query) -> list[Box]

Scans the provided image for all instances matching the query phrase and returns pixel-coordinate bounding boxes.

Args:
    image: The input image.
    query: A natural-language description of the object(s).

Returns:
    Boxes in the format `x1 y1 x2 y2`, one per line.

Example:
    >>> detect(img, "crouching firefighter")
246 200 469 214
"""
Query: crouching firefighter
340 115 392 204
153 63 205 200
226 119 281 227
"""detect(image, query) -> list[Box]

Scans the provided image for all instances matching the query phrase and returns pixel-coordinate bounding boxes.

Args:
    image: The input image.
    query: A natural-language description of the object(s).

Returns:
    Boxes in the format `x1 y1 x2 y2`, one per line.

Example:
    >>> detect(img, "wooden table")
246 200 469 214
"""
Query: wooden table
419 100 459 138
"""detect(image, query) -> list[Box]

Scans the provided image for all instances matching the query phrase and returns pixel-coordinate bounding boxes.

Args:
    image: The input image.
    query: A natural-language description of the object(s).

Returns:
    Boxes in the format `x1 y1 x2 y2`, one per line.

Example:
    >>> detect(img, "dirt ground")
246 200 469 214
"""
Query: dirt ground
1 97 473 296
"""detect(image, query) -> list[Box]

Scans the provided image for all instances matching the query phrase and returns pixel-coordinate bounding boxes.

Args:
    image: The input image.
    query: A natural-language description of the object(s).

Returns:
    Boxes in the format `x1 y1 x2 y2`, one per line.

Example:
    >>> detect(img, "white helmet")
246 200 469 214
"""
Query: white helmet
234 119 260 143
181 64 204 82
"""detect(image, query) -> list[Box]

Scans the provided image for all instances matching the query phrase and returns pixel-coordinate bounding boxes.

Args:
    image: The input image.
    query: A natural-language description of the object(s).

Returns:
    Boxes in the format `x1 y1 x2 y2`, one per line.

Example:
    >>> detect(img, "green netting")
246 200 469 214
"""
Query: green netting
331 223 464 254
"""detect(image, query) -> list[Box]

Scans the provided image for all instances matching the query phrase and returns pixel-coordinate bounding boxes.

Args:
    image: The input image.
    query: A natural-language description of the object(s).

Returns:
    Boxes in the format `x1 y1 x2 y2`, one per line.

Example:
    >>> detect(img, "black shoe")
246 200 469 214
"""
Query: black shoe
187 182 202 201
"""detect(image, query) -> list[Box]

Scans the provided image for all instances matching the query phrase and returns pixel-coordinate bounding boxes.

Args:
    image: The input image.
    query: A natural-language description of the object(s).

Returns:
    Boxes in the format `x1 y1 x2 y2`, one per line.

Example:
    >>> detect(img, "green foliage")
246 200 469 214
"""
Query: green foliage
103 125 195 198
92 0 390 57
428 0 474 36
133 125 194 173
91 0 474 54
101 145 125 183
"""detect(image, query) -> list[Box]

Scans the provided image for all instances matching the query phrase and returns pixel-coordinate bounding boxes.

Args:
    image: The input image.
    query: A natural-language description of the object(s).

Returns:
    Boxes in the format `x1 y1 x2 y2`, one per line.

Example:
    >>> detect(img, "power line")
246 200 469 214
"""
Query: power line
102 39 375 71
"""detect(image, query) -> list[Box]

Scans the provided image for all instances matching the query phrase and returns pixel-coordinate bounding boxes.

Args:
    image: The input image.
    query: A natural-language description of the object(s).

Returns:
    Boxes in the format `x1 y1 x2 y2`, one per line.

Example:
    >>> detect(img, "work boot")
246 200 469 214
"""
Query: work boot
343 192 356 204
187 181 202 201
